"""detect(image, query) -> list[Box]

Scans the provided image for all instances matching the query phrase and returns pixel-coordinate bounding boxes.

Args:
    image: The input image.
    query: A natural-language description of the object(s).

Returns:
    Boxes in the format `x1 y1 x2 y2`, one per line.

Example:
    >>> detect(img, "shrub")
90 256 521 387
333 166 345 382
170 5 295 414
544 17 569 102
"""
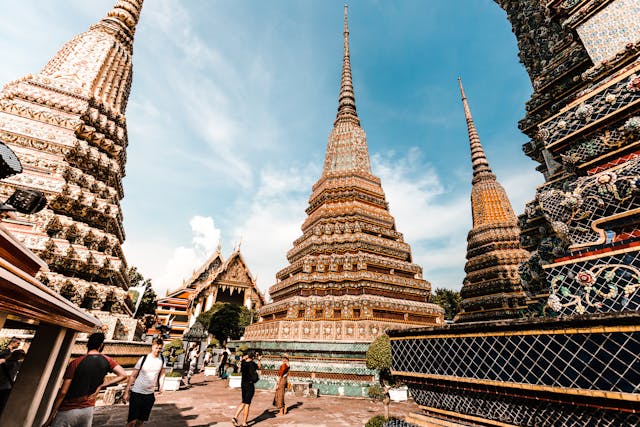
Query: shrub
366 334 396 385
206 338 220 350
367 384 387 400
162 338 185 363
165 371 182 377
365 415 397 427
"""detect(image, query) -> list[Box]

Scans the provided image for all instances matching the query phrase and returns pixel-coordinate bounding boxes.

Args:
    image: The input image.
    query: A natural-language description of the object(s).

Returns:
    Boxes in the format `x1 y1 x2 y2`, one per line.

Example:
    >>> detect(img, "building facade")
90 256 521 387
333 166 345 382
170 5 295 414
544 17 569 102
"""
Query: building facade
0 0 144 339
188 248 264 326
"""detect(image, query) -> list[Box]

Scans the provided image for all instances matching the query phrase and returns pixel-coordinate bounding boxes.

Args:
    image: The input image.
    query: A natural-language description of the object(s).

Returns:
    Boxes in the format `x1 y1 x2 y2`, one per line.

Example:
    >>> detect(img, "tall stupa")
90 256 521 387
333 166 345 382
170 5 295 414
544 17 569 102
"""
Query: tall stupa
0 0 144 339
454 79 529 323
241 6 443 397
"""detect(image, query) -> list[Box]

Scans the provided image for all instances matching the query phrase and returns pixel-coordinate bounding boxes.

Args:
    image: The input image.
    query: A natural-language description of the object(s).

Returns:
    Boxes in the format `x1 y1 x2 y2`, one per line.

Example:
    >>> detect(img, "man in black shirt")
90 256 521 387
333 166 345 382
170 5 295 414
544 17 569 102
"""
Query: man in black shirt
231 351 261 427
43 333 127 427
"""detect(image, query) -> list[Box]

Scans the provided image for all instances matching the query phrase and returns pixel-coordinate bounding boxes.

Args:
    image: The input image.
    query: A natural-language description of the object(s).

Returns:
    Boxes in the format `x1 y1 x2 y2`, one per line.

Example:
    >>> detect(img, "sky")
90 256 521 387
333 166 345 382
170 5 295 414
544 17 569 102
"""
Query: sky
0 0 543 298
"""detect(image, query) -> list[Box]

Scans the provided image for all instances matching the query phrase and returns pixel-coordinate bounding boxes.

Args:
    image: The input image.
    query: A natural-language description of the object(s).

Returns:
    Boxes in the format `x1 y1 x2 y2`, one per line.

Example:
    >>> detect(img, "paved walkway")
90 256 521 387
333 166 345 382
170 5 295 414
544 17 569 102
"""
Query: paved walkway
93 373 418 426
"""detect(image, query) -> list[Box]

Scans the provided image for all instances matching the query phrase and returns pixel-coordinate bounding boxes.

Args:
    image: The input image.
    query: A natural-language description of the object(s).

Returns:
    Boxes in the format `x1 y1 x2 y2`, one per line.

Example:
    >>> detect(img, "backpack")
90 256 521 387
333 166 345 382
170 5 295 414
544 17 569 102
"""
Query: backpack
138 353 165 391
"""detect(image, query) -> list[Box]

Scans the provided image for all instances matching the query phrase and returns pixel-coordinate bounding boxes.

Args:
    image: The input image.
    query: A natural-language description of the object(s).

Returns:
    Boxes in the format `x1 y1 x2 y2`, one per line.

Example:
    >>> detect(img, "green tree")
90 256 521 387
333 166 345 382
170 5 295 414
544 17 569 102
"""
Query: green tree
432 288 461 321
136 285 158 318
239 306 257 331
197 302 224 329
366 334 393 385
207 303 242 344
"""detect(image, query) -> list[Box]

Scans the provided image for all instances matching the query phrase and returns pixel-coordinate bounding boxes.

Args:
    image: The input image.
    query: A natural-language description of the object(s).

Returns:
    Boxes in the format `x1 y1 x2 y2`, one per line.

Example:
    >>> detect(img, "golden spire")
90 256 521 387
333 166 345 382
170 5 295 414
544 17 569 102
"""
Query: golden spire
455 79 529 323
335 5 360 126
458 78 495 184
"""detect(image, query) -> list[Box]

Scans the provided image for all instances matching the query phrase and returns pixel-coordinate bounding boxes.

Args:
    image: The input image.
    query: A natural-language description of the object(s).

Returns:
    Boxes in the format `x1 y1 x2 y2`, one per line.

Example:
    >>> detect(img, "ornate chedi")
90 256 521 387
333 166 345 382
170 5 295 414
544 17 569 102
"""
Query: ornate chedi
239 6 442 397
454 79 529 323
244 6 442 343
390 2 640 426
0 1 144 339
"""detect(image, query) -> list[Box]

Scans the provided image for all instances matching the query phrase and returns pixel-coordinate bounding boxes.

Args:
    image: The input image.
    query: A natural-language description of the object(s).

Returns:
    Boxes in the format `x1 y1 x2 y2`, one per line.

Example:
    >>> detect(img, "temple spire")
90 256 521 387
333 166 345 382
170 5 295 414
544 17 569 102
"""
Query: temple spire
100 0 144 38
458 78 494 183
335 5 360 126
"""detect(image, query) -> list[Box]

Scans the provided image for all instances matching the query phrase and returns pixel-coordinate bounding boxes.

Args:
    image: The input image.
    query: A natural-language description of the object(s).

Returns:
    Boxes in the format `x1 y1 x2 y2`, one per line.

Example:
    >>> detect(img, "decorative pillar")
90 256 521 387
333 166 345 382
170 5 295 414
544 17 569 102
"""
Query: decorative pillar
205 292 214 312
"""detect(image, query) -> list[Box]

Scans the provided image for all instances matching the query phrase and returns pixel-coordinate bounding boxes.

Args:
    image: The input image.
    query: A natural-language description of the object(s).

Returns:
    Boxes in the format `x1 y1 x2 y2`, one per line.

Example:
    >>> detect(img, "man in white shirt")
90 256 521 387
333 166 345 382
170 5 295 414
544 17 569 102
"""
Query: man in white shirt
124 338 166 427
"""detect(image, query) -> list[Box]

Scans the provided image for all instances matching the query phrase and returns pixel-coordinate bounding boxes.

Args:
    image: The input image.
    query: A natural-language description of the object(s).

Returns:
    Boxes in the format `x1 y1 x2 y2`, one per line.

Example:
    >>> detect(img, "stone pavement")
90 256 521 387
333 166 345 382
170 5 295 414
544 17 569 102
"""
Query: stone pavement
93 373 419 426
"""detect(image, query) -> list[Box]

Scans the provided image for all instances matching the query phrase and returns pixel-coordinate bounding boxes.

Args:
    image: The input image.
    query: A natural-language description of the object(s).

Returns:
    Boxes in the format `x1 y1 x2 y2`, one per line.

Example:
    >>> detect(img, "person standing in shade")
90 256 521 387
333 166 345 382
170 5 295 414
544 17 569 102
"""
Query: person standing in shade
124 338 166 427
231 351 261 427
273 354 290 416
218 346 229 378
43 332 127 427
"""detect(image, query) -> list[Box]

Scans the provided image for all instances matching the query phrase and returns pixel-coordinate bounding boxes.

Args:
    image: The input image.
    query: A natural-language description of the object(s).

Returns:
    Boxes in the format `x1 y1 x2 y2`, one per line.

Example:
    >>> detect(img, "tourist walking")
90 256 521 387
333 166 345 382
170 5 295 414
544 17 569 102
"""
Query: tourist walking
43 332 127 427
186 343 200 385
124 337 166 427
273 354 290 416
231 351 261 427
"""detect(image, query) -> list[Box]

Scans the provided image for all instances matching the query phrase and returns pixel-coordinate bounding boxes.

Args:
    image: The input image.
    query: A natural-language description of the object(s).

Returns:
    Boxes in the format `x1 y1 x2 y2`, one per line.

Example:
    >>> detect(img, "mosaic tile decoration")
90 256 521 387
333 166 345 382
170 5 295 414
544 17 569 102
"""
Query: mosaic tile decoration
391 329 640 394
404 382 640 427
535 157 639 247
537 68 640 148
577 0 640 64
544 248 640 316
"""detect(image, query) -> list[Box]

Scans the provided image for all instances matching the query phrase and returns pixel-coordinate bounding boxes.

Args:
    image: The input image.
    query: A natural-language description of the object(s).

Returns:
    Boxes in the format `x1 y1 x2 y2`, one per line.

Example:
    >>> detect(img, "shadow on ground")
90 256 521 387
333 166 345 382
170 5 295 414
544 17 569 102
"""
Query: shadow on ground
92 403 198 427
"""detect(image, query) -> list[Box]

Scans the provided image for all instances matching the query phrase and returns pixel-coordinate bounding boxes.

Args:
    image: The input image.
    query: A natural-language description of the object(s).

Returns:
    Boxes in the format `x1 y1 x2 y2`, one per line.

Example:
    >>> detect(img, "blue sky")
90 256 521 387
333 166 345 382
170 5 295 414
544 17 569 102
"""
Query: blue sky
0 0 543 297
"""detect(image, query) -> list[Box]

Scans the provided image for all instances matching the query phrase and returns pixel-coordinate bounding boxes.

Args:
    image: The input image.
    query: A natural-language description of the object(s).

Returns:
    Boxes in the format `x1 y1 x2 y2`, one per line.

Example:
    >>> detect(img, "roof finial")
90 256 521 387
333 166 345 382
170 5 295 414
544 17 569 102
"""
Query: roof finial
458 78 494 183
335 5 360 126
102 0 144 36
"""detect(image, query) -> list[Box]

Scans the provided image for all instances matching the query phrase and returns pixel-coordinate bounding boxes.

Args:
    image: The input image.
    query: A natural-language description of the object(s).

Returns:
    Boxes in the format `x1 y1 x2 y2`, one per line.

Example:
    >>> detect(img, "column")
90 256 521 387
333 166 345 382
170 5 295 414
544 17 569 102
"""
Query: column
34 329 77 425
0 323 67 427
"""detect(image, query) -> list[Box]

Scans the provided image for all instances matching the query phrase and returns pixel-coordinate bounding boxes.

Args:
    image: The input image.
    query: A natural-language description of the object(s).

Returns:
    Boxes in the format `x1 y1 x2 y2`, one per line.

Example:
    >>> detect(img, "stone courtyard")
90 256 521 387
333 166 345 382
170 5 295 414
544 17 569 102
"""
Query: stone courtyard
93 373 418 427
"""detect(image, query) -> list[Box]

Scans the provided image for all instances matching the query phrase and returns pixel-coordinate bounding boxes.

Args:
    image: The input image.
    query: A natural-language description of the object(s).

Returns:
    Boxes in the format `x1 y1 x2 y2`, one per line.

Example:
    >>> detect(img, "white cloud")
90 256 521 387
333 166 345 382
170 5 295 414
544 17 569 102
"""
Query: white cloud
231 164 316 294
125 215 221 296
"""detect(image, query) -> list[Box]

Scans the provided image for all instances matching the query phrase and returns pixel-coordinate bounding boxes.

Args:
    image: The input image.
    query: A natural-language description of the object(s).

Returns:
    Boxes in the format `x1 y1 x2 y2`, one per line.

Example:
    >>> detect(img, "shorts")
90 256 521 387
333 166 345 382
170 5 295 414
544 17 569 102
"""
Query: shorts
128 391 155 422
241 383 255 404
52 406 94 427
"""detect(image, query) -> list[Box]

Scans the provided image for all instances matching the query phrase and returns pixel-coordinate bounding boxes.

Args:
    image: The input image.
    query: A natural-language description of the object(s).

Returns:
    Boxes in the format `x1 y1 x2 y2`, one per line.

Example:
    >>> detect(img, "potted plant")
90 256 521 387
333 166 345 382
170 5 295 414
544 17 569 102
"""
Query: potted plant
162 338 185 368
228 373 242 388
203 341 220 378
366 334 409 419
163 371 183 391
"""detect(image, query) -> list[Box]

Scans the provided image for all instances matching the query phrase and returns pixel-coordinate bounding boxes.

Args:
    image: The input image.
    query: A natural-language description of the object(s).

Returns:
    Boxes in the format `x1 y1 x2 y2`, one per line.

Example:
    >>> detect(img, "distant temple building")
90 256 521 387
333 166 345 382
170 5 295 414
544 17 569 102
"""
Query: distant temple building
391 1 640 426
153 247 263 339
454 79 530 323
0 0 144 340
241 6 443 397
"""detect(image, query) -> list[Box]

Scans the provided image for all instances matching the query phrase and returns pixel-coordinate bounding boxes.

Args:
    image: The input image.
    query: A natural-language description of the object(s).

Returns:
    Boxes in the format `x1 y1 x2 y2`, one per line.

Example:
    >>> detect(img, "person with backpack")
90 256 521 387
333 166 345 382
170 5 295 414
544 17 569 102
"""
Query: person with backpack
231 351 261 427
43 332 127 427
124 337 166 427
